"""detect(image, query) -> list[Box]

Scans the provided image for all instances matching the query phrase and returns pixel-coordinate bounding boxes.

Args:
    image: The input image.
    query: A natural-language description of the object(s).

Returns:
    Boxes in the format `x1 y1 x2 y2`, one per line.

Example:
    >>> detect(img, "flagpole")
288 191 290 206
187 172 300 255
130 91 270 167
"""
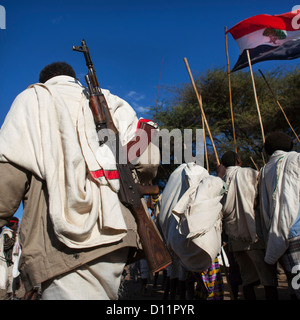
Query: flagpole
246 50 265 143
258 69 300 144
225 26 238 153
184 57 220 165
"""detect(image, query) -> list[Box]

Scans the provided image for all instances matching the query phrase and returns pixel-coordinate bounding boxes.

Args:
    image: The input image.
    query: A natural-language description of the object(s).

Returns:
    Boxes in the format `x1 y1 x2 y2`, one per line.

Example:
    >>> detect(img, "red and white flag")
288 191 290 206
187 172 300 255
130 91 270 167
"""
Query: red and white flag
228 9 300 71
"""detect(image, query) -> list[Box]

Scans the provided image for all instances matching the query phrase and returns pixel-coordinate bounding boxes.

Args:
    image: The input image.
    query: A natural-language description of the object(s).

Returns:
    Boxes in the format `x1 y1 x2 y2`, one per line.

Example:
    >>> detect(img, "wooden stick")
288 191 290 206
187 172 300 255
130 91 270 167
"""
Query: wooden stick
246 50 265 143
184 57 220 165
250 156 259 171
261 151 266 165
202 116 209 172
225 26 238 153
154 56 164 121
258 69 300 145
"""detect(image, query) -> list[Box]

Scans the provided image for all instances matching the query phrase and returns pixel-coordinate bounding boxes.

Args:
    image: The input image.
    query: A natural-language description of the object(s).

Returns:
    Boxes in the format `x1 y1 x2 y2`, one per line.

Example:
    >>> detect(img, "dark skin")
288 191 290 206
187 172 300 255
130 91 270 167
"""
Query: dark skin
10 221 18 237
216 155 242 179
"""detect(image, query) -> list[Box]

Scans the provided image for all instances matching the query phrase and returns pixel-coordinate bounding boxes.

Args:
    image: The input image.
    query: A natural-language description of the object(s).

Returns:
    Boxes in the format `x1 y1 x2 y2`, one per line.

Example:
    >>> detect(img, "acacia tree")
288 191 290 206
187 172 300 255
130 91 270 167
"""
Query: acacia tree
151 66 300 181
263 28 287 44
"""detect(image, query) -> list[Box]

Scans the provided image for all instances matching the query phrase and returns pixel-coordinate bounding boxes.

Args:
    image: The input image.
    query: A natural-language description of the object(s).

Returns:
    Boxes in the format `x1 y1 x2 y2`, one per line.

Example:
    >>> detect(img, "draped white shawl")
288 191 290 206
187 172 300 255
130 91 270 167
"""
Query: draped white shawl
157 163 224 272
222 166 259 243
0 76 139 249
0 228 13 289
260 150 300 264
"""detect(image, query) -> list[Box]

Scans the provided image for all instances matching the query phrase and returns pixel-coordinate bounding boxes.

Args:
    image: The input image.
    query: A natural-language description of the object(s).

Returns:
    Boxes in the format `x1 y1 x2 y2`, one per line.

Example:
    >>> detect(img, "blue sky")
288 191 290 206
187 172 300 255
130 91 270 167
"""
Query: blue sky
1 0 300 219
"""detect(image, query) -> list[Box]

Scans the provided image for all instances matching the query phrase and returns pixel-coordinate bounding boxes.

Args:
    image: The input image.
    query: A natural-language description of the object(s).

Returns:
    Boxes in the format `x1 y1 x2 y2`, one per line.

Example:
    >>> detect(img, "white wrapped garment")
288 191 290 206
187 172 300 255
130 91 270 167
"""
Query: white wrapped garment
260 150 300 264
0 229 13 289
158 163 224 272
0 76 139 249
222 166 259 243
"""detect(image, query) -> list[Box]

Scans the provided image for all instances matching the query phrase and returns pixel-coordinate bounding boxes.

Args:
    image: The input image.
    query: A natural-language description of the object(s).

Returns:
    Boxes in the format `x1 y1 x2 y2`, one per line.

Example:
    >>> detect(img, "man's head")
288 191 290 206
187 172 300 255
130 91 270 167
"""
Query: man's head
221 151 242 168
7 217 19 231
39 62 76 83
264 132 293 156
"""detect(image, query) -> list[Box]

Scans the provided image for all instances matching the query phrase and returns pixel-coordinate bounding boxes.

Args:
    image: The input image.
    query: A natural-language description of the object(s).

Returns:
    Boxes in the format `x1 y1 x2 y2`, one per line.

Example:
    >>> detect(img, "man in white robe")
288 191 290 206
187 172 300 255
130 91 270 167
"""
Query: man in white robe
221 151 278 300
157 162 226 298
0 62 159 300
260 132 300 300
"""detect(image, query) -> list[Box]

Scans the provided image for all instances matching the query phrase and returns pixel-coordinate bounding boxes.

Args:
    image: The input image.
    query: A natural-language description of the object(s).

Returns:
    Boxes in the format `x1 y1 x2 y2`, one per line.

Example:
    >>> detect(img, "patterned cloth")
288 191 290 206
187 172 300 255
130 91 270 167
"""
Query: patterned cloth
194 257 224 300
281 236 300 272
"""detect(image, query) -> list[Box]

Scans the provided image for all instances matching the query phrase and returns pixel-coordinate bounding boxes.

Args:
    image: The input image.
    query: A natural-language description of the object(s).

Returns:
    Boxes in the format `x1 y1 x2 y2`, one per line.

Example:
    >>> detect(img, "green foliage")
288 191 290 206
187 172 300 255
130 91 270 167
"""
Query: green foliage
152 66 300 179
263 28 287 42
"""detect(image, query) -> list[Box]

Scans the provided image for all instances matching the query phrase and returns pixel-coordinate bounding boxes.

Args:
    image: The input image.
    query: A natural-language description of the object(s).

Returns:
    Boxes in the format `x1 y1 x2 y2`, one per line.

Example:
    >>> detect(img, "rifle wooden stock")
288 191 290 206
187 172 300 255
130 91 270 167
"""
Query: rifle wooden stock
138 184 159 197
128 202 171 272
89 95 106 125
73 39 172 273
118 163 171 272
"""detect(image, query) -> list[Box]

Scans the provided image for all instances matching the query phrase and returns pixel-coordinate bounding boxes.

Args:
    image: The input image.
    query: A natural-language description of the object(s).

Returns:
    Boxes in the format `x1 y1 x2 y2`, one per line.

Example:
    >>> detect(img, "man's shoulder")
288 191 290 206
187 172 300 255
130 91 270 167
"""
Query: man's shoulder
8 86 39 114
226 165 256 176
235 166 259 182
240 166 258 173
14 86 36 101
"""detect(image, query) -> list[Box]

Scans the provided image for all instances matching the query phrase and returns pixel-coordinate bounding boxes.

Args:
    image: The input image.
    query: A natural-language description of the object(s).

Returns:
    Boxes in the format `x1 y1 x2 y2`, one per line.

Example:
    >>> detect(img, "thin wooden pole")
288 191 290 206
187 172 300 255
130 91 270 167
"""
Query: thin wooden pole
225 26 238 153
202 116 209 172
261 152 266 165
184 57 220 165
154 56 164 122
250 156 259 171
258 69 300 145
246 50 265 143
